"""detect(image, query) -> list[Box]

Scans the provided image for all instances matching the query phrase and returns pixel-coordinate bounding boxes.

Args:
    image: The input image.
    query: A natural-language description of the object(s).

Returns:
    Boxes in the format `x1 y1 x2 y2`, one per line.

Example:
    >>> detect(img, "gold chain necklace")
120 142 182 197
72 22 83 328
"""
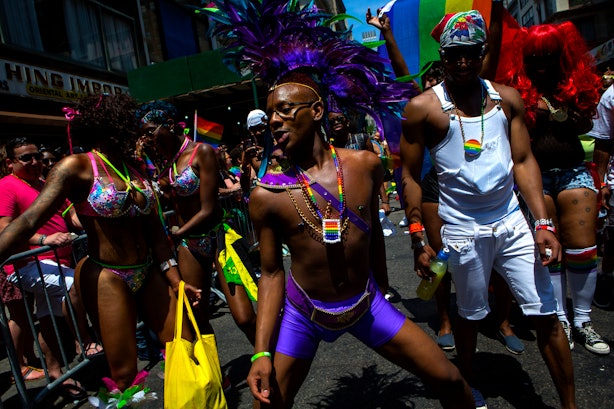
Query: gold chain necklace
540 96 568 122
445 82 485 157
286 188 349 244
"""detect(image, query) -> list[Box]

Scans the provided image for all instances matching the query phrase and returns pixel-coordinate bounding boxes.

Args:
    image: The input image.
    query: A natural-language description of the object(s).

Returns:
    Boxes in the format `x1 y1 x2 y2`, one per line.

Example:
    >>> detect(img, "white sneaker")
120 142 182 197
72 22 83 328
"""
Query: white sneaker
560 321 574 350
399 216 408 227
574 322 610 355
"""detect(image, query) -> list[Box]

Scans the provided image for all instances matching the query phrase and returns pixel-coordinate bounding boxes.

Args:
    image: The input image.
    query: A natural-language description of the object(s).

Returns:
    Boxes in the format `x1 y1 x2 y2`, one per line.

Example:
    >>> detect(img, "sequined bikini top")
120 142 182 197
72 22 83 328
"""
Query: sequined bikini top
75 151 155 218
168 143 201 197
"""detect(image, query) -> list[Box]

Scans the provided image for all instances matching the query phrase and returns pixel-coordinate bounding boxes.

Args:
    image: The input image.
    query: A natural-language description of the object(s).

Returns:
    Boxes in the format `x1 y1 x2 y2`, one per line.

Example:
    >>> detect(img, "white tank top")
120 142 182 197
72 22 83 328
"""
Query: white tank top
431 79 519 224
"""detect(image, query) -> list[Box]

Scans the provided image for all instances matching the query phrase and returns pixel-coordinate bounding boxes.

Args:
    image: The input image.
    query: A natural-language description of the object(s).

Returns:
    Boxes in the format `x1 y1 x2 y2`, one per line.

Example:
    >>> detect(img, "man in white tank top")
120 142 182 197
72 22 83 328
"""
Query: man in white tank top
400 10 576 409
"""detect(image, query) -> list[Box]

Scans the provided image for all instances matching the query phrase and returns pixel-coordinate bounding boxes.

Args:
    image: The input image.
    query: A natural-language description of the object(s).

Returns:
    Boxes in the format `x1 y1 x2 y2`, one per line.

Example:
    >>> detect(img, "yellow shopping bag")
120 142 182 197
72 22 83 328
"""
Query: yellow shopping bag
164 281 228 409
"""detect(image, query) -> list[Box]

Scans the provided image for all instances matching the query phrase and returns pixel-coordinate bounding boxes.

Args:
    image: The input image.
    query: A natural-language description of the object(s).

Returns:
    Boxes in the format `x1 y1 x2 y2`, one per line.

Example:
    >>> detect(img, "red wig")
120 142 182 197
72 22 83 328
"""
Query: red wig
506 22 600 129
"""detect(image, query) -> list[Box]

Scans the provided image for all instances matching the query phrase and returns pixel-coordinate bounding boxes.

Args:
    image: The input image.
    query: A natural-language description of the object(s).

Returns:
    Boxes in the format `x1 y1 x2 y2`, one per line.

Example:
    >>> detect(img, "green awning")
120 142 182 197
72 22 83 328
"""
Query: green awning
127 49 247 103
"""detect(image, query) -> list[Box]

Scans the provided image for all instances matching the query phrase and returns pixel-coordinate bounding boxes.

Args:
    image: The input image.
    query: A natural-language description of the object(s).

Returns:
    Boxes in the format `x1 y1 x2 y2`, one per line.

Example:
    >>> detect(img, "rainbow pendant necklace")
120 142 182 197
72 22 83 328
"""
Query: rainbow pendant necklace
446 82 485 157
296 144 346 244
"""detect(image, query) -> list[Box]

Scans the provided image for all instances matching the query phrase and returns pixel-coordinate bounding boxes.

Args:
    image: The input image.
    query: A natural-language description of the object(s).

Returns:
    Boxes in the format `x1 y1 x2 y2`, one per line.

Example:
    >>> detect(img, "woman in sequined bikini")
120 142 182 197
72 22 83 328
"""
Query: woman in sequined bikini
137 101 257 345
0 94 202 401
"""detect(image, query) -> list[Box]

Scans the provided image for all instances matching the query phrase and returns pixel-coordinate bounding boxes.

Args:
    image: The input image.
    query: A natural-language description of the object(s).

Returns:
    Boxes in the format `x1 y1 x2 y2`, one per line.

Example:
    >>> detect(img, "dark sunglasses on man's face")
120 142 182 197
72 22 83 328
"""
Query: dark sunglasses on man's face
329 116 347 125
441 45 484 63
14 152 43 163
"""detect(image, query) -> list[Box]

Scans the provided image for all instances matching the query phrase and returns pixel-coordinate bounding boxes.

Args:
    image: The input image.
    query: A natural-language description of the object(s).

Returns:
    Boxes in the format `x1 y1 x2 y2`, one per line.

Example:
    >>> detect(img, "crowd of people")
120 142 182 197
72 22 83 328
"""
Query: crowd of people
0 1 613 409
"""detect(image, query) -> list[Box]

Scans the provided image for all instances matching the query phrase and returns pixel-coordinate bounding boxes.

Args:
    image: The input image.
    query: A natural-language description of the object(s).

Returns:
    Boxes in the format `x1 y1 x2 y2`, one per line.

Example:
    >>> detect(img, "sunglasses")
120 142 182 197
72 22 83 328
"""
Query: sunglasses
329 116 347 125
42 158 56 165
441 45 484 63
14 152 43 163
249 124 267 133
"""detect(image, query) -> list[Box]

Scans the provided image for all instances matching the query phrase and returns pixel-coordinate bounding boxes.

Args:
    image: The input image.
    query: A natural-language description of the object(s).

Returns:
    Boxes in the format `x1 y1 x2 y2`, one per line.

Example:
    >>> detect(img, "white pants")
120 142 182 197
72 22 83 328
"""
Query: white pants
442 209 558 320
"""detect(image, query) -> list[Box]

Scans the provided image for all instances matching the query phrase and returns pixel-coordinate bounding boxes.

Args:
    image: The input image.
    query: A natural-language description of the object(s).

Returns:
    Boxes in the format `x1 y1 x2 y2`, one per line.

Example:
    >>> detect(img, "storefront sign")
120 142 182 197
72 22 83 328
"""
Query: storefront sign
0 59 129 102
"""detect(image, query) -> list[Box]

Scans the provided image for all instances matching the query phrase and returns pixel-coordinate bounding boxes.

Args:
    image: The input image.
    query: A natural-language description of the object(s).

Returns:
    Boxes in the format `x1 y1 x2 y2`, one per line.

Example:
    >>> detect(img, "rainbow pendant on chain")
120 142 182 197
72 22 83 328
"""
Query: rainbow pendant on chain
464 139 482 156
322 218 342 243
295 144 346 244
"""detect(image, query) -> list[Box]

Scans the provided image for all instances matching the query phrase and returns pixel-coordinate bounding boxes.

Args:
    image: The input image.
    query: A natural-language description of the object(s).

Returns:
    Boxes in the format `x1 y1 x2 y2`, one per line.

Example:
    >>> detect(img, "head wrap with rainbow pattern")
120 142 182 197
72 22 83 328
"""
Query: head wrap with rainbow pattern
431 10 487 48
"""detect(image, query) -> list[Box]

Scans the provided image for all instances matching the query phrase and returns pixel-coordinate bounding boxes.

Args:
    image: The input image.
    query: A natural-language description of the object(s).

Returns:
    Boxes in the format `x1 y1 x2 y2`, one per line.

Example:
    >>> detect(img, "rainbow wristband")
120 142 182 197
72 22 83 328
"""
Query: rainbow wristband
251 351 272 363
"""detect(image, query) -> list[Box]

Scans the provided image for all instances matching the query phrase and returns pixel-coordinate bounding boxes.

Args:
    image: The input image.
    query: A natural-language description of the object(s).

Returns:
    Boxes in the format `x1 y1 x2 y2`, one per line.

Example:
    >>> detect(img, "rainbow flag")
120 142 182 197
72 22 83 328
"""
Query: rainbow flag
195 116 224 147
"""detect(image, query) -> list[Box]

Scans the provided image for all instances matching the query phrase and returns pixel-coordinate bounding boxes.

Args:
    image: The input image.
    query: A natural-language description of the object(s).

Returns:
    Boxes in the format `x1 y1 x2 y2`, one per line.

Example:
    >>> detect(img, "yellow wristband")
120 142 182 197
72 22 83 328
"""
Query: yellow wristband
251 351 272 363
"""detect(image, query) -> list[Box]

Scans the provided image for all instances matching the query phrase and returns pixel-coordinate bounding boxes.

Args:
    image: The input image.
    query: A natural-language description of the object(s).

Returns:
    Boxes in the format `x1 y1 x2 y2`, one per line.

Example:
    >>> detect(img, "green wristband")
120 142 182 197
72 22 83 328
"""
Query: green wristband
251 351 272 363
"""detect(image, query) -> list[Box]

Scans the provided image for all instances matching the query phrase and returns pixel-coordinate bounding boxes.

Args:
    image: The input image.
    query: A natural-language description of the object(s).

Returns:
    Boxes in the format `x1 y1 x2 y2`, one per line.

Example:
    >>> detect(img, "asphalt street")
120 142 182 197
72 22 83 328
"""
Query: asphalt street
2 200 613 408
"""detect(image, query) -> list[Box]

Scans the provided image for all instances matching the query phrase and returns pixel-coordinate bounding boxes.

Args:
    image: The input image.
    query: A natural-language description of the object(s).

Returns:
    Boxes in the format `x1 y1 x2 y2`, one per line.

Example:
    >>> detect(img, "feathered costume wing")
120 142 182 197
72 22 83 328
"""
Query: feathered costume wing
194 0 418 139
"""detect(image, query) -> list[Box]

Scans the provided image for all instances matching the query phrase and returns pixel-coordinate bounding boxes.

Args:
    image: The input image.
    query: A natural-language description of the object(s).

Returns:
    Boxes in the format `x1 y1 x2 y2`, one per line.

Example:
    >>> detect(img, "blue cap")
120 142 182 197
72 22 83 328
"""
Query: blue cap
436 248 450 261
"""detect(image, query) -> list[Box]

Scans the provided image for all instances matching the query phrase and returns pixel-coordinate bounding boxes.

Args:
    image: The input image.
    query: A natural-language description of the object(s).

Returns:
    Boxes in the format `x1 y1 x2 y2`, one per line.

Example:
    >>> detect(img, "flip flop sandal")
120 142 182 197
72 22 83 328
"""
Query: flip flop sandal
83 342 104 358
60 379 88 401
11 366 45 384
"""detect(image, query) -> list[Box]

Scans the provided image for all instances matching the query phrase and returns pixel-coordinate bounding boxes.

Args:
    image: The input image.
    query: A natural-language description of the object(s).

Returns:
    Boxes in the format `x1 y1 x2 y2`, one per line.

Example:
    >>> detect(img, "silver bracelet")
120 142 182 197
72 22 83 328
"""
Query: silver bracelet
160 258 178 273
534 218 554 229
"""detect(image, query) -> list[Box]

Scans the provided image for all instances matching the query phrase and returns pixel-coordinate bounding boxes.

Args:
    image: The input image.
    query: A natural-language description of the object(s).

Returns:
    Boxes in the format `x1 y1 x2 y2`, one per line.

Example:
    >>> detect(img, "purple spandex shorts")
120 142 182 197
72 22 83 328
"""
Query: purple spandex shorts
275 284 406 360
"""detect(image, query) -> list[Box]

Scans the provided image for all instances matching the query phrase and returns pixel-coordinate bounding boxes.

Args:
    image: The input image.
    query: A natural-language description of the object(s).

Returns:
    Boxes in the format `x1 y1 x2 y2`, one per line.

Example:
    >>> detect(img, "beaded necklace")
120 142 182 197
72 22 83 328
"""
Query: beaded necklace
445 82 485 157
295 144 346 243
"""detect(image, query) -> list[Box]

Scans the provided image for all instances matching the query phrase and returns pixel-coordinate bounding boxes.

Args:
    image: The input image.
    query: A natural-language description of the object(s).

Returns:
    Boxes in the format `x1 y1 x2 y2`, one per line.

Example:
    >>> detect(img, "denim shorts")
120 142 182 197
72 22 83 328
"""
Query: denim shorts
541 165 598 197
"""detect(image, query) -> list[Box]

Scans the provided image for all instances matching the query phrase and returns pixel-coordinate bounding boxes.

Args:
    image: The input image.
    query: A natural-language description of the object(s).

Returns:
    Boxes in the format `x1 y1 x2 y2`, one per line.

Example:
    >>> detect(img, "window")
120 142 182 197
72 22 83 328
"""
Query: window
64 0 105 68
522 10 534 27
0 0 138 72
0 0 43 50
102 10 137 71
158 0 199 60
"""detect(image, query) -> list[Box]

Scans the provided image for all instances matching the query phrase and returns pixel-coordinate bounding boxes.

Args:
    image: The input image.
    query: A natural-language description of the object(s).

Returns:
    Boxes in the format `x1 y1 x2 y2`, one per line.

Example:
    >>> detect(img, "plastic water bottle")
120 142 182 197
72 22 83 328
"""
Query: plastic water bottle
416 248 450 301
379 209 396 237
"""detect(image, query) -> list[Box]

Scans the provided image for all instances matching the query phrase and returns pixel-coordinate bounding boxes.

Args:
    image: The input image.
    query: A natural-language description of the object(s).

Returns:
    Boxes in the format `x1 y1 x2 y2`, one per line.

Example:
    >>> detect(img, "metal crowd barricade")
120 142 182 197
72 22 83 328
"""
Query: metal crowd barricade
0 234 91 408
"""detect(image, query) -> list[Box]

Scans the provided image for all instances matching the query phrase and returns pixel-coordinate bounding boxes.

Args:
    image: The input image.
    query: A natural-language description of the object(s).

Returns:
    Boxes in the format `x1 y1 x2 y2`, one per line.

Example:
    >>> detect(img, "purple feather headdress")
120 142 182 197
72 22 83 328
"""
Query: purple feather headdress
195 0 418 137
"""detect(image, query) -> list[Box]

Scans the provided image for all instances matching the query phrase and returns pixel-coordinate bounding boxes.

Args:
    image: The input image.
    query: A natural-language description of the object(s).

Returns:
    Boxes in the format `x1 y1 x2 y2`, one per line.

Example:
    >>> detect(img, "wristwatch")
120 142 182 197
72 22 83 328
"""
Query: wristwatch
160 258 178 273
411 239 427 250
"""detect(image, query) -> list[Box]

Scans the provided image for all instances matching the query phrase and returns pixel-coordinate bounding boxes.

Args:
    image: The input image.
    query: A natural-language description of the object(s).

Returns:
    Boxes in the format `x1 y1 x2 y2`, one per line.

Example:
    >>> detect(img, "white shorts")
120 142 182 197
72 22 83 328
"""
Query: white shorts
9 259 74 318
442 209 558 320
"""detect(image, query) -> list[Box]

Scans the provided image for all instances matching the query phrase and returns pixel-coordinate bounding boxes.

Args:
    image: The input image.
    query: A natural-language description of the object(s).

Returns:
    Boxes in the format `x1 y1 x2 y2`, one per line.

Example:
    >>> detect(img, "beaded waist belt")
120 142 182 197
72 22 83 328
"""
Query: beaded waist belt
286 272 374 330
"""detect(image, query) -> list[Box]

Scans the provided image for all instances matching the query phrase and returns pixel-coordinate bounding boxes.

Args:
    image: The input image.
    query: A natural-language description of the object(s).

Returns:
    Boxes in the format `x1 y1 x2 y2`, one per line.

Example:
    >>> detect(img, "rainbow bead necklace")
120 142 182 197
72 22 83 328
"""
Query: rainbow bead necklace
445 82 485 157
296 144 346 244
